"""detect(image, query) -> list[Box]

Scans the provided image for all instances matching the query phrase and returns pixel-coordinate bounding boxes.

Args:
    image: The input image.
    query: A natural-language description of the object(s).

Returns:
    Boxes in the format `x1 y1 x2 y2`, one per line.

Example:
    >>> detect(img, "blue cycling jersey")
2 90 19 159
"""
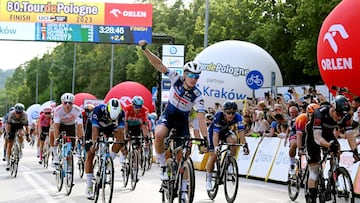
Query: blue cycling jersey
91 104 125 135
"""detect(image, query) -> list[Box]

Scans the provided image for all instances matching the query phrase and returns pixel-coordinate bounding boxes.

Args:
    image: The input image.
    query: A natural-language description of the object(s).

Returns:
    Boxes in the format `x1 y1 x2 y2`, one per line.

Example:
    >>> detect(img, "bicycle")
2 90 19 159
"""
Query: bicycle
42 132 51 169
9 132 21 178
140 136 153 176
207 142 243 203
316 148 355 203
288 150 309 201
54 131 76 195
121 132 143 190
160 131 206 203
92 134 123 203
76 138 86 178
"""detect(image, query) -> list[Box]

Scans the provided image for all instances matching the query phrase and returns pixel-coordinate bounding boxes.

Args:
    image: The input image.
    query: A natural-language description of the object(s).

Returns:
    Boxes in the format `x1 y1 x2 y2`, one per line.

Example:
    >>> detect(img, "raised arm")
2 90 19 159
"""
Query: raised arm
138 40 167 73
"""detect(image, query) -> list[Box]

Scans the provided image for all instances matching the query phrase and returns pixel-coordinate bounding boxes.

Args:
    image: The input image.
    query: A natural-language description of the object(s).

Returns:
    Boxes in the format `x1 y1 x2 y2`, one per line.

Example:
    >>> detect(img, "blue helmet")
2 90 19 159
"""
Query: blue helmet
132 96 144 106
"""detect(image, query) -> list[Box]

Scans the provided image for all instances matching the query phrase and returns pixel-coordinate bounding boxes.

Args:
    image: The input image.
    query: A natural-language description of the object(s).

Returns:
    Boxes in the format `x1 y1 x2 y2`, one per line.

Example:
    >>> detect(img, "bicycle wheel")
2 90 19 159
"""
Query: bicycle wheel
318 171 326 203
65 152 74 195
130 150 139 190
101 156 114 203
288 160 300 201
43 145 49 169
121 155 130 188
140 148 146 176
10 145 19 178
207 161 220 200
56 162 64 192
78 157 84 179
224 157 239 203
177 159 195 203
147 143 153 170
93 155 101 203
162 158 174 203
332 167 354 203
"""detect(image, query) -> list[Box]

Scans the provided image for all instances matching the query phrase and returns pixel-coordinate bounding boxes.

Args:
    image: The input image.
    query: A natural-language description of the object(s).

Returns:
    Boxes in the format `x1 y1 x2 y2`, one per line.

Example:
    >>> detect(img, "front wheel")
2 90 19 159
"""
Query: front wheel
56 162 64 192
177 159 195 203
93 155 101 203
101 156 114 203
65 152 74 195
207 161 220 200
10 145 19 178
288 160 300 201
130 150 139 190
78 158 84 178
224 157 239 203
333 167 354 203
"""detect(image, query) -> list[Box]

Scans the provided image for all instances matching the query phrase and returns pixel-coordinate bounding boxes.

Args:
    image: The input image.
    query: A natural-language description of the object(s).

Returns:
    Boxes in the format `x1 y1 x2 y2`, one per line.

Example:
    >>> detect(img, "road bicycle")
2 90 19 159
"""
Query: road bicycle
288 151 309 201
121 132 143 190
92 134 123 203
207 142 243 203
54 131 76 195
160 131 206 203
316 149 355 203
140 136 153 176
76 138 86 178
9 132 21 178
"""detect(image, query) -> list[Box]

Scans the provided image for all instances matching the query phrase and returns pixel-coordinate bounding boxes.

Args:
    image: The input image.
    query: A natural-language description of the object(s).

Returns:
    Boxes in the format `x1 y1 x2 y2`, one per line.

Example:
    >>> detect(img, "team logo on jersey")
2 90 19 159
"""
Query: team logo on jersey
313 118 321 126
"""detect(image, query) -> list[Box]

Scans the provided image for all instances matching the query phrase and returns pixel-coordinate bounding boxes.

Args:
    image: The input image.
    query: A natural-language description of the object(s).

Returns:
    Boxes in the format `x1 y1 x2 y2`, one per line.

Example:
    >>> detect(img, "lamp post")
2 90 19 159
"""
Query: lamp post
204 0 209 48
36 72 38 104
72 43 77 94
110 44 114 89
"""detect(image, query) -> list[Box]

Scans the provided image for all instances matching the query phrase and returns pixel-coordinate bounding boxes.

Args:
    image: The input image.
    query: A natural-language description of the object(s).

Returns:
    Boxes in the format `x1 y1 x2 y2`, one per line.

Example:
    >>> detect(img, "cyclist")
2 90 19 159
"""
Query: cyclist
2 106 14 162
139 40 208 181
84 98 126 199
52 93 83 166
287 105 299 175
5 103 30 171
305 95 360 203
37 106 53 164
77 103 94 157
120 96 150 163
205 101 249 191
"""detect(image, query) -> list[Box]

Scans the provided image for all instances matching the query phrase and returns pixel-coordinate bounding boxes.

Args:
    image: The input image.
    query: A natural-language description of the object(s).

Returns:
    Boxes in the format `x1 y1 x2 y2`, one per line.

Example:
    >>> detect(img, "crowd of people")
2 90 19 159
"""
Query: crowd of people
1 40 359 203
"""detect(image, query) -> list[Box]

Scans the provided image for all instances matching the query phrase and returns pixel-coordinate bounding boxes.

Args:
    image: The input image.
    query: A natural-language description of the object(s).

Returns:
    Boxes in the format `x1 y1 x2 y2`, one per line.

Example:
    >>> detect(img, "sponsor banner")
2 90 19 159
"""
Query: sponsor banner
247 137 280 179
104 3 152 26
267 139 290 182
162 45 184 57
162 56 184 68
162 79 171 91
161 90 169 102
0 0 105 25
0 22 35 40
236 137 260 175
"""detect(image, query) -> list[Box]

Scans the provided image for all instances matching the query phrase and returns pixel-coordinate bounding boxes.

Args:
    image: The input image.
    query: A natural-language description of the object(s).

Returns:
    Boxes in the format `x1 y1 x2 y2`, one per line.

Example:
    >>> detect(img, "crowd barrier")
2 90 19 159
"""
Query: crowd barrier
190 137 360 194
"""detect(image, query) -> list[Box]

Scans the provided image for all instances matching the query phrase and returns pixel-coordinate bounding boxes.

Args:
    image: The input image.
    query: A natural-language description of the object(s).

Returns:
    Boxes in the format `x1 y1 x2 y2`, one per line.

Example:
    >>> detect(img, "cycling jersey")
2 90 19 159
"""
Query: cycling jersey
53 104 83 125
123 104 149 126
7 111 28 140
208 111 245 150
306 105 353 164
160 69 205 137
91 104 125 134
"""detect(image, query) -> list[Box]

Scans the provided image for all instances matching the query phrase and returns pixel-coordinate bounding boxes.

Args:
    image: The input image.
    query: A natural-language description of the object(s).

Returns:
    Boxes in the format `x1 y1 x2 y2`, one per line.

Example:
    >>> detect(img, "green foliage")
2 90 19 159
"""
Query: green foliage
0 0 342 115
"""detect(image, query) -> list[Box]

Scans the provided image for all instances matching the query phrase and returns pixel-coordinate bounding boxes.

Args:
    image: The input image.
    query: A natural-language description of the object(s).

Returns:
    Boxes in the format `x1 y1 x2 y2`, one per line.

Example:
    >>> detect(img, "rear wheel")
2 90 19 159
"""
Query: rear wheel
65 152 74 195
333 167 354 203
224 157 239 203
101 156 114 203
140 148 146 176
56 163 64 192
78 158 84 178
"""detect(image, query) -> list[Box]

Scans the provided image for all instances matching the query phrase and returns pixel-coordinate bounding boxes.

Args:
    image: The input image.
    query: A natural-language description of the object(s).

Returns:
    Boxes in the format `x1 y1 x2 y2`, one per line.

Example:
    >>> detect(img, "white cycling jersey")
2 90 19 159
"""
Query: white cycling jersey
53 104 83 125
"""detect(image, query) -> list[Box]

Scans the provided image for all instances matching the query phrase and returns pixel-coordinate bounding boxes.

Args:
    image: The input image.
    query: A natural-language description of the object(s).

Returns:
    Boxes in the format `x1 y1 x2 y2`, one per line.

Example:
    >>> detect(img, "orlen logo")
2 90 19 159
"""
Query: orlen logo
109 9 147 18
323 24 349 53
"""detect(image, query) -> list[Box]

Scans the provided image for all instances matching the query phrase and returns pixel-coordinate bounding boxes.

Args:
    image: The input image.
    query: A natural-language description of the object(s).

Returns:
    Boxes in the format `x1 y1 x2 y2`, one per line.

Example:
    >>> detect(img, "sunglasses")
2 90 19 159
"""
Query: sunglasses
335 111 345 117
15 111 23 114
225 111 236 115
134 105 142 109
64 101 72 105
186 72 200 79
45 112 51 115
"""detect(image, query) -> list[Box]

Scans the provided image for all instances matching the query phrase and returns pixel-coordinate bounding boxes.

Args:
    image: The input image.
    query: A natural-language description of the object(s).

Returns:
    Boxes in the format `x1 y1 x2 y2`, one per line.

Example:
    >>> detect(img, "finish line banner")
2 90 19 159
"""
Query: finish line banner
0 0 152 44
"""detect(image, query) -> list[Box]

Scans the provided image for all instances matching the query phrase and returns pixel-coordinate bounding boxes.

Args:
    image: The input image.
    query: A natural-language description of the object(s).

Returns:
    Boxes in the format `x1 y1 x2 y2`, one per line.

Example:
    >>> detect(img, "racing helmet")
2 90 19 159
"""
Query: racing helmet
43 106 52 113
132 96 144 106
84 103 95 113
332 95 350 116
14 103 25 113
183 61 201 74
306 103 320 114
223 101 238 111
107 98 121 121
61 93 75 103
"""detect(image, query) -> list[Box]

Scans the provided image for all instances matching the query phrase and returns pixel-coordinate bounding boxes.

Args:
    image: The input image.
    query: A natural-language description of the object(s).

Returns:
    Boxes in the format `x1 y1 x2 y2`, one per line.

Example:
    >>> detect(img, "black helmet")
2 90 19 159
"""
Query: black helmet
14 103 25 113
332 95 350 116
223 101 238 111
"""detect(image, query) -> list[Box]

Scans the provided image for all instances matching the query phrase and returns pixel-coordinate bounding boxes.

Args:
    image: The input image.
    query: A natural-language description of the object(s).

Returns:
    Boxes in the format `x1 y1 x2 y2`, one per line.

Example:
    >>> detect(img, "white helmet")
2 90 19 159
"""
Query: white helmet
107 98 121 121
61 93 75 103
183 61 201 74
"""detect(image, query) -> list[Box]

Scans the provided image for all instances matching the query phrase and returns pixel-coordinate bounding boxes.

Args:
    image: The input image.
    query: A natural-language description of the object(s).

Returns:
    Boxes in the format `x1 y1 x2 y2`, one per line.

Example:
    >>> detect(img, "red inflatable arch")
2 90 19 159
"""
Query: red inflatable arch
104 81 154 112
74 92 97 107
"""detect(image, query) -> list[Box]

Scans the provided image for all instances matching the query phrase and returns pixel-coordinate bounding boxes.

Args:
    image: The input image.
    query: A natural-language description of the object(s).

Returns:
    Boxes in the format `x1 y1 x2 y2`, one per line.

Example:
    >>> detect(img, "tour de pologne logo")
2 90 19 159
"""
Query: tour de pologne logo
323 24 349 54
